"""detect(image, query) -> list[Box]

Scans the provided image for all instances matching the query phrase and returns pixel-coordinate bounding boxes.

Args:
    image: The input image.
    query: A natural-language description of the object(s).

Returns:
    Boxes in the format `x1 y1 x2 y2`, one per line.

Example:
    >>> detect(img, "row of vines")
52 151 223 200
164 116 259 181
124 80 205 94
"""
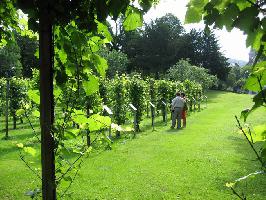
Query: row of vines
0 70 204 198
0 73 204 137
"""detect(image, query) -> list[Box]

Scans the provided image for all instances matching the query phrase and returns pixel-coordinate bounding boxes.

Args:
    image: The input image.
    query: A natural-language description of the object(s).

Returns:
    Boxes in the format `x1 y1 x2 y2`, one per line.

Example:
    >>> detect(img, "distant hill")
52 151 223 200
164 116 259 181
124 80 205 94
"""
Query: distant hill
228 58 247 67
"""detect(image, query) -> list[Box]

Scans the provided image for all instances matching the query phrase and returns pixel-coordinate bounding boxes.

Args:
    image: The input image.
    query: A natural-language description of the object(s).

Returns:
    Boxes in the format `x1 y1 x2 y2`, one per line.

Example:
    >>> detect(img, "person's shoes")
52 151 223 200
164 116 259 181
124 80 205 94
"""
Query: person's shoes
170 126 175 129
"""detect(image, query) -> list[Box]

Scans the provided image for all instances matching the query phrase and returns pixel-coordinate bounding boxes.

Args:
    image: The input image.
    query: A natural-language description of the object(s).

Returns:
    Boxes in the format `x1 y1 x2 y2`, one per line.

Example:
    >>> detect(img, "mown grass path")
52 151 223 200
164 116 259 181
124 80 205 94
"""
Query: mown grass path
71 91 266 199
0 91 265 199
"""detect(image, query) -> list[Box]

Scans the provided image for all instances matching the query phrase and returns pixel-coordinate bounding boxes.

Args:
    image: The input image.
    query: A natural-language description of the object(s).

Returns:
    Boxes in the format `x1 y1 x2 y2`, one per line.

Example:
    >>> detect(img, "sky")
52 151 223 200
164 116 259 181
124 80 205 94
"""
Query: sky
143 0 250 62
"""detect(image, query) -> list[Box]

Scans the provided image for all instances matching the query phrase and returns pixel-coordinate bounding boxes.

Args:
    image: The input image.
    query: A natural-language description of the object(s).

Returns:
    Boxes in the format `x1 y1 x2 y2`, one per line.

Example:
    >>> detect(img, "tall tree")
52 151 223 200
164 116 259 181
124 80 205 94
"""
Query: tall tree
0 41 22 78
199 31 229 80
99 48 129 78
183 29 230 80
119 13 185 74
117 14 229 78
16 34 38 77
1 0 158 199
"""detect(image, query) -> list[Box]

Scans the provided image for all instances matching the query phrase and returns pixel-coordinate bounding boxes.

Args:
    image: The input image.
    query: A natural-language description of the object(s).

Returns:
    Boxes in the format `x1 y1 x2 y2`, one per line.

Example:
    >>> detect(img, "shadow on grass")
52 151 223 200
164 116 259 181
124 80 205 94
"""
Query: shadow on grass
213 135 266 198
165 128 184 134
0 129 37 140
0 143 20 158
205 90 229 104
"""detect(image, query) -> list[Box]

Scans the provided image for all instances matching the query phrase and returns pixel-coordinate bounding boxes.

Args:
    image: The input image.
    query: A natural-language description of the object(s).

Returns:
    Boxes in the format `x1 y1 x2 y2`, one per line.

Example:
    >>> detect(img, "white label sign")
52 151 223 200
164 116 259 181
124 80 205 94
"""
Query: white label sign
103 105 113 115
149 102 155 107
129 103 137 111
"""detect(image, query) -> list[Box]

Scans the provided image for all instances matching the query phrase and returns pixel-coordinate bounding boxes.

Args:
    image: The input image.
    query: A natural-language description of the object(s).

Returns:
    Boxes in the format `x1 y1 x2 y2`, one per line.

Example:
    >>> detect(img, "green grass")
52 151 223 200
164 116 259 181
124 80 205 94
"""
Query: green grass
0 90 266 199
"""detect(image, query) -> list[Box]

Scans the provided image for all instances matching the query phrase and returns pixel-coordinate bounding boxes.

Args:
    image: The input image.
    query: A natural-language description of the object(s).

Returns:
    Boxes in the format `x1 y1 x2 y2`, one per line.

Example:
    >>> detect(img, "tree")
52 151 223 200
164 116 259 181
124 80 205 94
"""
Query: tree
226 64 251 92
199 31 230 80
166 59 218 90
16 34 38 77
1 0 158 199
0 41 22 78
117 13 229 79
9 78 27 129
119 13 185 75
99 48 129 78
183 29 230 80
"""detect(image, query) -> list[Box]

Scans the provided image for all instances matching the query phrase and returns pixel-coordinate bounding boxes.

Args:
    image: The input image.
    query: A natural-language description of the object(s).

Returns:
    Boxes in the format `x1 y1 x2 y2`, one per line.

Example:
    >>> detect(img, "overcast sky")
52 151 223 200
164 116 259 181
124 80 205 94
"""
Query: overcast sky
143 0 250 61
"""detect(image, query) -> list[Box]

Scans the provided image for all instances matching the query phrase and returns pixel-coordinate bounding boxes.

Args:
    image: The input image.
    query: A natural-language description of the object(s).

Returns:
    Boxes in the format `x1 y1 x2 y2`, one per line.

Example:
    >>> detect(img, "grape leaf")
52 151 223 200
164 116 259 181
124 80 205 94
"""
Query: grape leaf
123 6 143 31
82 75 99 96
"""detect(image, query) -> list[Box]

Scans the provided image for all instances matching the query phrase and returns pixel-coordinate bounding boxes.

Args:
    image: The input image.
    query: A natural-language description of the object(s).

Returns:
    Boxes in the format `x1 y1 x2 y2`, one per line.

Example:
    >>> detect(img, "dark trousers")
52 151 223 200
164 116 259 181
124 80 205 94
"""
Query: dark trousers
171 107 182 128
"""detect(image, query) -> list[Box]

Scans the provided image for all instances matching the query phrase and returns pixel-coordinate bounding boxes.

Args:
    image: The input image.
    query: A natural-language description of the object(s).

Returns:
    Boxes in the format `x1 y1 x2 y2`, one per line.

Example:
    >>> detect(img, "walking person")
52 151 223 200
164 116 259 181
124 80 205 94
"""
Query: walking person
181 92 187 128
171 92 185 129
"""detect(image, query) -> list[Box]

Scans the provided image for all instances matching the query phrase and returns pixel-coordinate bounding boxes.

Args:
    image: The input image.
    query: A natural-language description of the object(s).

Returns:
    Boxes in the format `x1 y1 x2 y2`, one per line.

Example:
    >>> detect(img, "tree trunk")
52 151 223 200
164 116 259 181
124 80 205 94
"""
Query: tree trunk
39 2 56 199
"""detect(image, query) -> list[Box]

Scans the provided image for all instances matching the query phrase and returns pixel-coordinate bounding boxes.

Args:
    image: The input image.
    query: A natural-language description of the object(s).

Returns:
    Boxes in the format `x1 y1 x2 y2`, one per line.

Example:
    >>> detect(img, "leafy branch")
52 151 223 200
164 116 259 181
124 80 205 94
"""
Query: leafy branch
235 116 263 165
19 151 42 180
245 0 266 13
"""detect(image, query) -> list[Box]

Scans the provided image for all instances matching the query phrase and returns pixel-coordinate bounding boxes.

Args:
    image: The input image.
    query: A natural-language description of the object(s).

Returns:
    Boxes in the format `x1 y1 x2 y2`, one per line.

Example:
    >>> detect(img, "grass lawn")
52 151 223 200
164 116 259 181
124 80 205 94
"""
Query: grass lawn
0 90 266 199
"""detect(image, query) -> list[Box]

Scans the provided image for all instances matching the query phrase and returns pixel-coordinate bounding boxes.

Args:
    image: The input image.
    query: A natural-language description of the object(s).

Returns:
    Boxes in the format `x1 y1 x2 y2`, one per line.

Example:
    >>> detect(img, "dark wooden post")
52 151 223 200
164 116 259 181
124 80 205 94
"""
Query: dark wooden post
162 101 167 124
129 103 138 133
149 102 155 131
39 1 56 199
86 103 91 147
5 78 9 138
103 105 113 138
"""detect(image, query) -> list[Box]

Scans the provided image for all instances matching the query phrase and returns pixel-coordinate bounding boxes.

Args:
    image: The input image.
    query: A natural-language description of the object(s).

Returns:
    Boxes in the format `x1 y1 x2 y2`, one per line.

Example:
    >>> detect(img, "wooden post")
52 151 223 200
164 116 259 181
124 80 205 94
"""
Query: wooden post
149 102 155 131
5 78 9 139
103 105 113 138
39 1 56 199
134 111 137 132
129 103 137 133
86 104 91 146
162 101 167 125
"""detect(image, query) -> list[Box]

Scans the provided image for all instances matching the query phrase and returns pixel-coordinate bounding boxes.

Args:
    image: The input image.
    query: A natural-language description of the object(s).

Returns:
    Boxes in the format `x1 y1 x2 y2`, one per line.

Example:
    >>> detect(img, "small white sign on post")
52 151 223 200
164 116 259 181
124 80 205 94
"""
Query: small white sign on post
149 102 155 108
103 105 113 115
162 101 166 106
149 102 155 130
129 103 137 111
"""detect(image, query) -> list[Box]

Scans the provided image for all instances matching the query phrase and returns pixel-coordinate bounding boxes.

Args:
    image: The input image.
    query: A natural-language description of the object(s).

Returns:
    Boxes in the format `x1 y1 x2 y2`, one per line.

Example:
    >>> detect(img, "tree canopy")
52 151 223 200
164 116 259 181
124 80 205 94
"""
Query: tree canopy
0 41 22 77
116 13 229 79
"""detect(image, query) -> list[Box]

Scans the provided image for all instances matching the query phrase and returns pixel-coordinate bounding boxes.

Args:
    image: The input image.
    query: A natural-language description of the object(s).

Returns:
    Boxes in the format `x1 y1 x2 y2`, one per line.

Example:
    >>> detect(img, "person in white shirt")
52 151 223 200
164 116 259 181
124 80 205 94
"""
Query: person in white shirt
171 92 185 129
